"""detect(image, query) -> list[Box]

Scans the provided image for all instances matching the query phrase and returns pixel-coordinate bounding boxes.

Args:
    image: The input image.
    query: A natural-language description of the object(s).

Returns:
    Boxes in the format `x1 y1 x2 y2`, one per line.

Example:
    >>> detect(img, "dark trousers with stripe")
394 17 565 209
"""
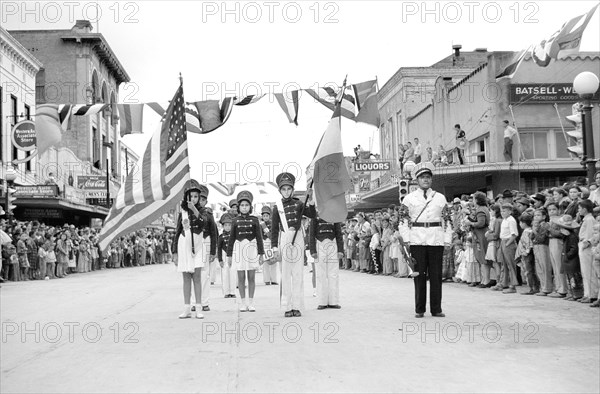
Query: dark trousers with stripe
411 245 444 314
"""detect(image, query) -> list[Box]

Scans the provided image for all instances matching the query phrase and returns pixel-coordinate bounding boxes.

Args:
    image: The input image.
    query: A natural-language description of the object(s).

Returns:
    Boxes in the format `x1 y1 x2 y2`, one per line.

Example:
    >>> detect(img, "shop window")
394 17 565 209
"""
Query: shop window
520 132 548 159
555 131 576 159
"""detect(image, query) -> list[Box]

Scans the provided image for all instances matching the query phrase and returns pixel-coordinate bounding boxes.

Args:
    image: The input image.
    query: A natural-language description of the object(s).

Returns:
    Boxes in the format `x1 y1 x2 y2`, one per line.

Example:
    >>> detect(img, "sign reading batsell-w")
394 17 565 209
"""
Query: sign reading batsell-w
510 84 600 104
78 176 108 198
353 161 391 172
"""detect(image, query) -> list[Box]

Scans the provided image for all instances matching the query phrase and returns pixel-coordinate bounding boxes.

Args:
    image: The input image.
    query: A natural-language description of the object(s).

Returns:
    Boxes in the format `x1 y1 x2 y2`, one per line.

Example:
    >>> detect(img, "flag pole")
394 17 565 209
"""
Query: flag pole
291 75 347 245
180 72 195 256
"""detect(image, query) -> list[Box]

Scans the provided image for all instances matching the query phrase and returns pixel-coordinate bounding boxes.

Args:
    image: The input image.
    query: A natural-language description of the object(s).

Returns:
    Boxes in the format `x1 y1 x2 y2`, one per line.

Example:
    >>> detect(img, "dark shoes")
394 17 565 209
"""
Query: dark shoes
292 310 302 317
191 305 196 311
415 313 424 318
202 306 210 312
328 305 341 309
284 310 294 317
271 282 278 285
317 305 327 310
432 313 445 317
265 282 271 285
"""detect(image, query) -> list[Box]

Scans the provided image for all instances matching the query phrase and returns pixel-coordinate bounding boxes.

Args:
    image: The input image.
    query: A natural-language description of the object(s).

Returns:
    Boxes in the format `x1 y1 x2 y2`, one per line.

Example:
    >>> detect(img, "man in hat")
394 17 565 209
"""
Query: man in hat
398 162 452 318
531 193 546 209
271 172 316 318
217 213 236 298
260 206 278 285
197 184 218 312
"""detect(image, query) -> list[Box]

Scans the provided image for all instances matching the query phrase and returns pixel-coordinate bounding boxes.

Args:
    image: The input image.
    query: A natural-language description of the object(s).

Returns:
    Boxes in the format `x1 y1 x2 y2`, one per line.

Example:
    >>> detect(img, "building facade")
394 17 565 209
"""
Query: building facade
361 50 599 207
1 26 43 182
5 20 138 225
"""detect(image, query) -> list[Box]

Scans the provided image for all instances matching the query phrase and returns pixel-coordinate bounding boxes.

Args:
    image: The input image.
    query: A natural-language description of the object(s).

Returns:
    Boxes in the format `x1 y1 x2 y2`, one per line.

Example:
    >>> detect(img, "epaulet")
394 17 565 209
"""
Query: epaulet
206 207 213 214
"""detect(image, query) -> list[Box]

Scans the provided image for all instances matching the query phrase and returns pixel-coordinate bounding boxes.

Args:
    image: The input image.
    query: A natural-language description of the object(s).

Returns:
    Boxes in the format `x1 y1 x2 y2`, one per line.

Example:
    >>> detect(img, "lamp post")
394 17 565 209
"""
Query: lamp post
5 166 17 226
573 71 600 183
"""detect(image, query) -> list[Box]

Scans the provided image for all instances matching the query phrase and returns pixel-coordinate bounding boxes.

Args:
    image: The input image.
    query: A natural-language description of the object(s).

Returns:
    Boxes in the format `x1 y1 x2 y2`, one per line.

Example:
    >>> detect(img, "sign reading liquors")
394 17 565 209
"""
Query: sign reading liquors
510 84 600 104
11 120 36 151
353 161 391 172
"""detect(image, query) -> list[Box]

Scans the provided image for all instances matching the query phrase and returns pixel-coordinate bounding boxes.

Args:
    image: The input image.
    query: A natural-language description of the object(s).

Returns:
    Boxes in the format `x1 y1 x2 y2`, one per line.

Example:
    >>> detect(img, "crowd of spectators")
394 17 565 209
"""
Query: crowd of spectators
341 173 600 307
0 220 174 283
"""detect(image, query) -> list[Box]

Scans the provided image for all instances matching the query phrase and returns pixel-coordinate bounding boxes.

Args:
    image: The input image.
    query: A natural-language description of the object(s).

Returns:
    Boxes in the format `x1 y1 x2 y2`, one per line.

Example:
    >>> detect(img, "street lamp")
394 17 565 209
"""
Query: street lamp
5 166 17 225
573 71 600 183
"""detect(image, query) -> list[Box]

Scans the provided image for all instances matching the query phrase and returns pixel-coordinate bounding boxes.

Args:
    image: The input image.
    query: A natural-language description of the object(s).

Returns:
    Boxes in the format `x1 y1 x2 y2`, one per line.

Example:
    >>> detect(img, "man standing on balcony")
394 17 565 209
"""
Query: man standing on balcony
398 162 453 318
413 138 422 164
503 120 518 165
454 124 466 165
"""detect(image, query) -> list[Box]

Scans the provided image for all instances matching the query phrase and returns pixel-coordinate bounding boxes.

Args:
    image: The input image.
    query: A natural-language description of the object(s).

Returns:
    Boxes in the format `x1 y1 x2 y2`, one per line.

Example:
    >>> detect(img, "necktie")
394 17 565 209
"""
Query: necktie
423 190 428 200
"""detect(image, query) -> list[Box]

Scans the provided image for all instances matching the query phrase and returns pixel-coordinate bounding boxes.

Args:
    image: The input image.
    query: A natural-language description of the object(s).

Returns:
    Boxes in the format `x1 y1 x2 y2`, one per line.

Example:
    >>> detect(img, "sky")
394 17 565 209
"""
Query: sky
3 0 600 190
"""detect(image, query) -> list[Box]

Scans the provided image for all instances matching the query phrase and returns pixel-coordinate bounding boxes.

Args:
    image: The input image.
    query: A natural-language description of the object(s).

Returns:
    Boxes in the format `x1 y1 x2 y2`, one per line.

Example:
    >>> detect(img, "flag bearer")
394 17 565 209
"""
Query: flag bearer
271 172 316 318
227 191 265 312
217 213 237 298
260 206 278 285
173 180 205 319
309 216 344 310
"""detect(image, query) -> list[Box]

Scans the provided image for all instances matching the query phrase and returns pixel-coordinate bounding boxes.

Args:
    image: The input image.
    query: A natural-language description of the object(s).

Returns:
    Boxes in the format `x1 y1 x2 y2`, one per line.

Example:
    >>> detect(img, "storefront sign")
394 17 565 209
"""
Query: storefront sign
510 83 600 104
346 194 362 203
77 176 107 190
64 185 86 205
353 161 391 172
14 185 59 198
11 120 36 151
22 208 63 219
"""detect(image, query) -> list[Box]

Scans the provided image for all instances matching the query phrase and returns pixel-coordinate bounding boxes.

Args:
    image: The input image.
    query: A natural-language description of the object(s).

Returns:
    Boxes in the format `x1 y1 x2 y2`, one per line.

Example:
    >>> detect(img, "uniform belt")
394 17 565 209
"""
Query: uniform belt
412 222 442 228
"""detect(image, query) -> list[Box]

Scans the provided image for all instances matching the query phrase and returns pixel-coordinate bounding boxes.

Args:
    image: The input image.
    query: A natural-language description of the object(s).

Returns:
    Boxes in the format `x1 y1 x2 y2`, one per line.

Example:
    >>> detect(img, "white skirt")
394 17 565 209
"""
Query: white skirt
232 238 260 271
177 231 204 273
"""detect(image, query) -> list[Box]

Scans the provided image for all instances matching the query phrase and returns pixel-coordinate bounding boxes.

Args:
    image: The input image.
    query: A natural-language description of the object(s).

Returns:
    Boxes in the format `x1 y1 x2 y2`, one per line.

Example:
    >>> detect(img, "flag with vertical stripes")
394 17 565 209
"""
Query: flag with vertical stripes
307 101 351 223
35 104 72 155
117 104 144 136
98 84 190 251
275 90 300 125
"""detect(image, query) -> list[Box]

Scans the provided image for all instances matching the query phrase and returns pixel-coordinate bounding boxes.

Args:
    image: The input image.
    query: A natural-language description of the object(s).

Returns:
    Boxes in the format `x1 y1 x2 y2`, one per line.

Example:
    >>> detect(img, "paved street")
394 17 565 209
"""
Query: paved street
1 264 599 393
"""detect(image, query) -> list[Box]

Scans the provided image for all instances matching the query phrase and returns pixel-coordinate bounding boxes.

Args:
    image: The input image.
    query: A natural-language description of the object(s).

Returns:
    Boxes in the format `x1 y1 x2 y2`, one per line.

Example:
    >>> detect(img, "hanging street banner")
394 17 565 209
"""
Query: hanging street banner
510 83 600 104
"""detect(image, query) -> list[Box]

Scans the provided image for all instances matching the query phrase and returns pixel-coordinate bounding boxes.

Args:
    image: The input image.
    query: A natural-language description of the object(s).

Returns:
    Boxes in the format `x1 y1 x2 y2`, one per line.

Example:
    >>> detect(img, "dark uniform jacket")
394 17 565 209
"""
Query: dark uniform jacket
270 197 316 248
309 218 344 256
226 213 265 257
217 231 231 262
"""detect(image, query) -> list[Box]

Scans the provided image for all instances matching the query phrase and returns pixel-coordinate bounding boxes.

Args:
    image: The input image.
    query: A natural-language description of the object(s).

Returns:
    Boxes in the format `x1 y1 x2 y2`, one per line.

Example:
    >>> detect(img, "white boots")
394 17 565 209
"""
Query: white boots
179 304 192 319
178 304 203 319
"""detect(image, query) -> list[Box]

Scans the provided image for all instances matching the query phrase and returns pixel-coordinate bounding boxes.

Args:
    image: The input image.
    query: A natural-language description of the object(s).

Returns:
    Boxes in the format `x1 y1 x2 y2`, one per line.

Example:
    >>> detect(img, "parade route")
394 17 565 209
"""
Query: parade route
1 264 599 393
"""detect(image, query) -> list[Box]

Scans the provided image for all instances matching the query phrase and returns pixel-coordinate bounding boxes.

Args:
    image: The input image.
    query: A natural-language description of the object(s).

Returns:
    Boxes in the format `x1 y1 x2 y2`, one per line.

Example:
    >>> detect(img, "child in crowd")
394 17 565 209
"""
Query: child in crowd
485 204 502 288
494 204 519 294
217 214 236 299
532 208 553 296
547 202 568 297
464 234 480 286
515 213 537 295
453 239 467 283
556 215 583 301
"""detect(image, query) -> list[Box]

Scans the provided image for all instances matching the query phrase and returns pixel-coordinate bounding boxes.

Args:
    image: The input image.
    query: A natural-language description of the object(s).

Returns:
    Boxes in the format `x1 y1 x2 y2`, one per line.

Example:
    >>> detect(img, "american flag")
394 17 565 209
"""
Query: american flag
305 84 356 121
98 84 190 251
